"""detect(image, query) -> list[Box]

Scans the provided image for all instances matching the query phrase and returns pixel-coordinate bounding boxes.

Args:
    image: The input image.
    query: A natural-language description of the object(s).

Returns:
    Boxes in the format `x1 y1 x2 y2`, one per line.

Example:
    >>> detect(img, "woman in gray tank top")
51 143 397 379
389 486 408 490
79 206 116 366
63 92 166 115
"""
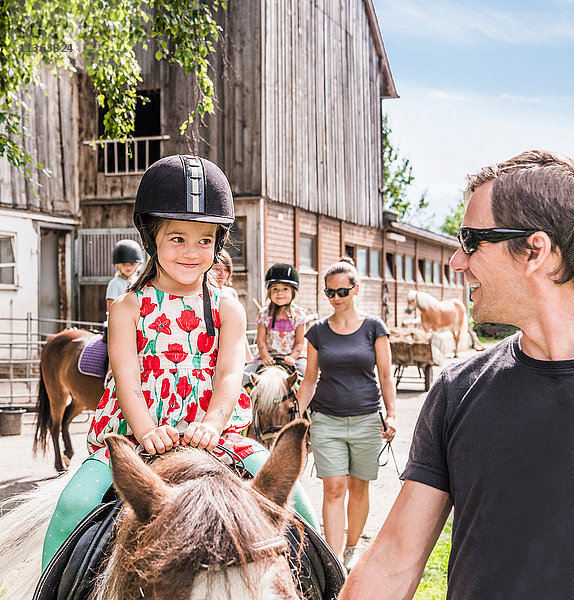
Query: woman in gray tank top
297 258 396 571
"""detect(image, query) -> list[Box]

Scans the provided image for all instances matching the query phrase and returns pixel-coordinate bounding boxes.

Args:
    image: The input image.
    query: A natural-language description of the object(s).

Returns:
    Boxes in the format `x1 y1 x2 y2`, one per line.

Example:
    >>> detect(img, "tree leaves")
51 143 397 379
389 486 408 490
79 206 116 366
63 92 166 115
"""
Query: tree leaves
1 0 224 179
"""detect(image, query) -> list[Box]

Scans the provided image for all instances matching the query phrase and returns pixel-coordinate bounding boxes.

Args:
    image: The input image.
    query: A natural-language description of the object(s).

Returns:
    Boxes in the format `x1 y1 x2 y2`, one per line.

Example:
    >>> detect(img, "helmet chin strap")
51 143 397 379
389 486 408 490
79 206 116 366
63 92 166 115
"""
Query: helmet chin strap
202 276 216 337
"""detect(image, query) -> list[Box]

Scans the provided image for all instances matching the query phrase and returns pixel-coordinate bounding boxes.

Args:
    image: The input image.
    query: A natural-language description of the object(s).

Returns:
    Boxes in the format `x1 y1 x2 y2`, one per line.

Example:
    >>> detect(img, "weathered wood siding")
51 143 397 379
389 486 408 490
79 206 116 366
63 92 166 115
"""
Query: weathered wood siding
262 0 384 227
0 68 79 217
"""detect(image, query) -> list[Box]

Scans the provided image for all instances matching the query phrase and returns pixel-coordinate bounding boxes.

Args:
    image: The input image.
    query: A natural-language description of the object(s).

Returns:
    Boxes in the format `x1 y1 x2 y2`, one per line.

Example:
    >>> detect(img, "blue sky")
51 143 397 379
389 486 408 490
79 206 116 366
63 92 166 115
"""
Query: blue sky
373 0 574 230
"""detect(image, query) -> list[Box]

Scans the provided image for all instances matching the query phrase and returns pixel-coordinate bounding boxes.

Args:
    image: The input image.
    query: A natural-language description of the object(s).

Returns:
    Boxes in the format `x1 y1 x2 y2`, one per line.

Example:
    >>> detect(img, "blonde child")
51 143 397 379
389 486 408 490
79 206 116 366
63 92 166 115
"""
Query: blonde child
105 239 143 313
245 264 306 381
42 156 318 569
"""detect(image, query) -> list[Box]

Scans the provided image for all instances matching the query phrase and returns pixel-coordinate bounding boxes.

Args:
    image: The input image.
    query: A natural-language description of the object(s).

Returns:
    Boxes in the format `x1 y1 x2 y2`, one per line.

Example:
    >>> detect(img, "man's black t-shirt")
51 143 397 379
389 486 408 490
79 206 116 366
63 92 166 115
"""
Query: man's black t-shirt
403 333 574 599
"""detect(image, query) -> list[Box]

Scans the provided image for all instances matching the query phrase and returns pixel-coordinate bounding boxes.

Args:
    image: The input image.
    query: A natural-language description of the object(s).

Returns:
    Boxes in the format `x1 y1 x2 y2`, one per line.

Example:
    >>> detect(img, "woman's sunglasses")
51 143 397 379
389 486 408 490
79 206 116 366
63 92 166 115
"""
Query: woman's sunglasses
324 284 356 298
457 227 537 255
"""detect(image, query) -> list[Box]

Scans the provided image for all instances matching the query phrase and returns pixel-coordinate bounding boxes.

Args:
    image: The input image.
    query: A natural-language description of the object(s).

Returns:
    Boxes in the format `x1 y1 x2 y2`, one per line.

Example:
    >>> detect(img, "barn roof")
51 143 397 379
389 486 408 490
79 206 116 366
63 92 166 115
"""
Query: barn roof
362 0 399 99
384 210 459 248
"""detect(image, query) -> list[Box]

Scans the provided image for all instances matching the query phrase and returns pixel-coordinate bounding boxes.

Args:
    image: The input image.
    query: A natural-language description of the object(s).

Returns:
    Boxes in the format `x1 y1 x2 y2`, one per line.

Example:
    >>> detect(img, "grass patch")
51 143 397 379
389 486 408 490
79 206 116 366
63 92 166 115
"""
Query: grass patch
413 517 452 599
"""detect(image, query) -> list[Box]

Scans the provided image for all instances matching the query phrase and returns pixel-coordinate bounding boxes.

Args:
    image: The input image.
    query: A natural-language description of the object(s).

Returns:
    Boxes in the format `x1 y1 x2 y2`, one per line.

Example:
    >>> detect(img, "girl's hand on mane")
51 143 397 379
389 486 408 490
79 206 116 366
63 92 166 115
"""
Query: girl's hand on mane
182 421 221 451
140 424 180 455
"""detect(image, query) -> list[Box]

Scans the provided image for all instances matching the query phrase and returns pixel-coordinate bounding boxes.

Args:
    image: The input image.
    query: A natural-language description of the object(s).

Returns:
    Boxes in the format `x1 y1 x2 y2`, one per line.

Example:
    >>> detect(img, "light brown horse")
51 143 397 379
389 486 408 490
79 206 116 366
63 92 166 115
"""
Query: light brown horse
34 329 104 472
406 290 467 357
93 422 309 600
247 366 300 448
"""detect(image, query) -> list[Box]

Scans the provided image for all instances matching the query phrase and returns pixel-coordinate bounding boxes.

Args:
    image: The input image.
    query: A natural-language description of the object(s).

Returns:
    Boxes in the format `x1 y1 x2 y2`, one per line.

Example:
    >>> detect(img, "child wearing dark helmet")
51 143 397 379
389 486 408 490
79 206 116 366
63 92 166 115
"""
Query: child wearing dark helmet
42 156 318 569
244 264 307 382
105 239 143 313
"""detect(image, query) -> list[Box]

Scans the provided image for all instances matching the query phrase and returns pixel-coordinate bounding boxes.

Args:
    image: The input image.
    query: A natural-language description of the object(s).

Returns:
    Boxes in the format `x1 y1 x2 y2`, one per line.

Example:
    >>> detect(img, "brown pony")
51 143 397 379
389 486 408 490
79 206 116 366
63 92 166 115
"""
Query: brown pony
34 329 104 472
247 366 299 448
406 290 467 357
92 421 309 600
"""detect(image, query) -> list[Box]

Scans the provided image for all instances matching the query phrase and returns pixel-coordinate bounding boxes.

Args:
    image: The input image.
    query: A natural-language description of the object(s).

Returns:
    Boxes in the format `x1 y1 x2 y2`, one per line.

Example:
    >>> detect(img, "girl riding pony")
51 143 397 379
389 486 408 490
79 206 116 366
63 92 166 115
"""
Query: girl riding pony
42 155 318 570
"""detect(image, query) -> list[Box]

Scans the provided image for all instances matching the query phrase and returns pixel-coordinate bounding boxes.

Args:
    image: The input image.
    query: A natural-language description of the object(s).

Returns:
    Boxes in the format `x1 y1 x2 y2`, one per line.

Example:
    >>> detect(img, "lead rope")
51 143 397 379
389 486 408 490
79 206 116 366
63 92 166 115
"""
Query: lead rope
378 411 403 484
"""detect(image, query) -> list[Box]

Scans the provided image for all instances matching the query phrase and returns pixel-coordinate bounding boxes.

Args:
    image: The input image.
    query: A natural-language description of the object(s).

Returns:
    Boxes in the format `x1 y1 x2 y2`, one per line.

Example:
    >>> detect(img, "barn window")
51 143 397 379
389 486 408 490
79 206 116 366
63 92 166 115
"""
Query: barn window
444 264 451 285
425 261 432 283
405 256 414 281
395 255 404 280
433 262 441 284
385 253 394 279
227 217 246 268
369 249 380 277
418 259 425 281
0 234 16 286
356 247 368 276
299 235 317 270
344 244 355 262
93 90 168 175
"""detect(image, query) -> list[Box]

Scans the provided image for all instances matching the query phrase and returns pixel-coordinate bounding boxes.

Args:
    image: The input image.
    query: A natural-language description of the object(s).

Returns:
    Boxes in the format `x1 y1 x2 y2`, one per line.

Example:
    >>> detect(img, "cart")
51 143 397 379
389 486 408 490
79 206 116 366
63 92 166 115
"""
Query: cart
390 330 445 391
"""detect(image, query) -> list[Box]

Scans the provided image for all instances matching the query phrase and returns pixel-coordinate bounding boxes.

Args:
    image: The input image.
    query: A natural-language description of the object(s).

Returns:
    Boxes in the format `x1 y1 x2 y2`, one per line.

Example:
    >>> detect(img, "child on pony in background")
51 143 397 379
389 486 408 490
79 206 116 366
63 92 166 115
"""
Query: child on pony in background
105 239 143 313
42 156 318 571
244 264 307 383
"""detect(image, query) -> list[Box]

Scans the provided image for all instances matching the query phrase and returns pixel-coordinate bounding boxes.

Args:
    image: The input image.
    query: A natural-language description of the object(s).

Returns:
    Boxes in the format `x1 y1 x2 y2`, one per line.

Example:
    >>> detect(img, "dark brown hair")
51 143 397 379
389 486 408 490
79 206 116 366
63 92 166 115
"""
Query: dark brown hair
324 256 358 286
466 150 574 285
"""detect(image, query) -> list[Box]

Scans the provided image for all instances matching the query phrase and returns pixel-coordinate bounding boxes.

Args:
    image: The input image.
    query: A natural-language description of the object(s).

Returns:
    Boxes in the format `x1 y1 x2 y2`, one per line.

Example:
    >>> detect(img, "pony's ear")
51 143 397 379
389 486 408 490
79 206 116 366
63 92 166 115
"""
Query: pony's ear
106 434 171 523
251 419 308 507
286 370 298 390
250 372 260 386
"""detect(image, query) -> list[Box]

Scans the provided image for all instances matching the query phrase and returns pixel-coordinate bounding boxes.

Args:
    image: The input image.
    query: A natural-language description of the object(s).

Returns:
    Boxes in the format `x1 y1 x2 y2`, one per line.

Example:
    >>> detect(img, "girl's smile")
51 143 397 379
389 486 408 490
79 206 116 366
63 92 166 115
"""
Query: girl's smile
154 220 217 295
269 284 294 306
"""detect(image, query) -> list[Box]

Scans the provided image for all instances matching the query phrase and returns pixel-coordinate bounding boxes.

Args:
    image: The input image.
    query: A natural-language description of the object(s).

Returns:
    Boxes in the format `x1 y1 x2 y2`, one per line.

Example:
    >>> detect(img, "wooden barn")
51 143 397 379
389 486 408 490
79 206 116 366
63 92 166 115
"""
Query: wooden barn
0 0 466 335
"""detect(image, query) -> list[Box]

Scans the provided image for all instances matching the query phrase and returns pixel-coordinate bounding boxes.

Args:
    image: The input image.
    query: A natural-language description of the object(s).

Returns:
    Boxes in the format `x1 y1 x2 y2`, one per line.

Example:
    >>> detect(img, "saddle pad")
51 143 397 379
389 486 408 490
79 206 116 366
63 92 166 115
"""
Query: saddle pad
78 335 108 379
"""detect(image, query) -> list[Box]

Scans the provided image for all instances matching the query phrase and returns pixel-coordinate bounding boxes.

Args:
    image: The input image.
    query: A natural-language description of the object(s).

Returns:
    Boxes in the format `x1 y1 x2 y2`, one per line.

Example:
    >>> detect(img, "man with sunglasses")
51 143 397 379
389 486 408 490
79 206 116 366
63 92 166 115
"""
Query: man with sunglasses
341 150 574 600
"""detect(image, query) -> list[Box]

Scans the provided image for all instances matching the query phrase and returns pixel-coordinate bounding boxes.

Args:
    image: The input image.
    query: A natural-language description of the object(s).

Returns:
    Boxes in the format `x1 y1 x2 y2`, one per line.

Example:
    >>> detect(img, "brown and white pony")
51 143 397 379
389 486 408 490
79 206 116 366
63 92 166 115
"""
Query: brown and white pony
406 290 466 357
247 366 300 448
0 421 309 600
34 328 104 471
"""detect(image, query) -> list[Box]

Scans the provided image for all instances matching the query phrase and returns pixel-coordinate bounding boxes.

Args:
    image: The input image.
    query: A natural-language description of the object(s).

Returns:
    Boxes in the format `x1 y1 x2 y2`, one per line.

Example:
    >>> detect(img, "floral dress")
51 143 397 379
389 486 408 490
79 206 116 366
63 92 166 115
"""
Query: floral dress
87 281 257 463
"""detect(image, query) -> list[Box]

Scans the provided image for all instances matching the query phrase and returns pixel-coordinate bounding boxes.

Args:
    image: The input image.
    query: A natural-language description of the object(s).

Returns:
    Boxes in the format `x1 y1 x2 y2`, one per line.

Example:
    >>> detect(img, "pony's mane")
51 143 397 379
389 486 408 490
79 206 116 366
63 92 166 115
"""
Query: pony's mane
250 366 290 413
93 448 294 600
413 291 439 309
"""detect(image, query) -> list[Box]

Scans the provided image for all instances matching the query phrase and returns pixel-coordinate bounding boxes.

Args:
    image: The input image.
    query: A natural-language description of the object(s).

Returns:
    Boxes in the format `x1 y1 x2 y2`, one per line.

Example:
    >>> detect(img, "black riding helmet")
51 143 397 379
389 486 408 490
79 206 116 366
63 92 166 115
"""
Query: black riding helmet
133 155 235 336
112 239 143 264
265 263 299 290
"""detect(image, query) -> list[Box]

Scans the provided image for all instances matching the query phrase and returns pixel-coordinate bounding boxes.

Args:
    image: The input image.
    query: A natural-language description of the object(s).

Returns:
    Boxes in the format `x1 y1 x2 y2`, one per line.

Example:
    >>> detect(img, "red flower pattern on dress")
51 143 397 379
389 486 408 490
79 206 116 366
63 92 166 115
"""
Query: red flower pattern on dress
149 314 172 335
199 389 212 412
136 330 148 352
193 368 206 381
141 355 164 381
160 377 171 399
97 388 111 409
176 310 201 332
142 390 153 408
167 393 180 415
197 332 215 353
93 415 111 437
238 392 250 409
140 297 156 317
88 283 254 464
163 343 188 364
176 375 193 399
185 402 198 422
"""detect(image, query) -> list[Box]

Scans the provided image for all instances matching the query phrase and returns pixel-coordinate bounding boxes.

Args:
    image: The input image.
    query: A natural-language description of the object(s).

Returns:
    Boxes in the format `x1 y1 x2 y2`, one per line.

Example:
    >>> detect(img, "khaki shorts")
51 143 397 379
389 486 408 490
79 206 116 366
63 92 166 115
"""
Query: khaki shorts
310 411 383 481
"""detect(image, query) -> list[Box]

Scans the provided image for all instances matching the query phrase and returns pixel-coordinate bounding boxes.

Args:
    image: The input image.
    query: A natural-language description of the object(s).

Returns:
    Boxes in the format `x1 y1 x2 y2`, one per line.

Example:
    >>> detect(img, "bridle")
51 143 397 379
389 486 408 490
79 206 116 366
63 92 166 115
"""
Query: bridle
247 361 301 445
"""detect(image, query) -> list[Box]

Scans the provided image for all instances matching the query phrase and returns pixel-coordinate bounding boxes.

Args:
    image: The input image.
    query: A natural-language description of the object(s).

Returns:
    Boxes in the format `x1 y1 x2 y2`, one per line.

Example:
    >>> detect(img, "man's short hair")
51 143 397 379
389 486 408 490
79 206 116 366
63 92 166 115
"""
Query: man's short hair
466 150 574 284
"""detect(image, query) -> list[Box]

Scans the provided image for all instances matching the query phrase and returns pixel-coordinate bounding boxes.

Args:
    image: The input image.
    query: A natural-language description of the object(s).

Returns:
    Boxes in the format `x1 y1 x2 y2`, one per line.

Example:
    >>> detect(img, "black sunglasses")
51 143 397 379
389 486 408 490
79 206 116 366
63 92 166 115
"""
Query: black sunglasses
324 284 356 298
457 227 537 254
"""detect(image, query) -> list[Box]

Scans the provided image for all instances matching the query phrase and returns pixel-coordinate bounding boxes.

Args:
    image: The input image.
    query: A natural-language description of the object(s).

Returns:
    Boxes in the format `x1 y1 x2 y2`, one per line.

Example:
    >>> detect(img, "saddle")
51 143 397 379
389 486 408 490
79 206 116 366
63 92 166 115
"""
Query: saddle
34 488 345 600
77 334 108 379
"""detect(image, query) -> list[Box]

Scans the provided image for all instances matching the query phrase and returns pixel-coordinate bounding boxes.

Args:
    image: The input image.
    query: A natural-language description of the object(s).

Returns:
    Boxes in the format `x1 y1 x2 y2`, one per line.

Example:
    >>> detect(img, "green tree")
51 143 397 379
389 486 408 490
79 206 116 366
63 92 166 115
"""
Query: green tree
441 197 465 236
0 0 225 180
382 113 429 220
